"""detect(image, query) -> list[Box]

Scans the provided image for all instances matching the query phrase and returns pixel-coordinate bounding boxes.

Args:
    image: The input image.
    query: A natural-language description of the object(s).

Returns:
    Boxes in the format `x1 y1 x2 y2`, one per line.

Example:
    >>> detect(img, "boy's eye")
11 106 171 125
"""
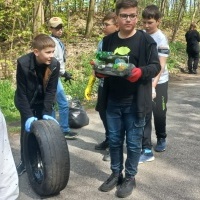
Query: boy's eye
119 14 137 20
102 23 115 27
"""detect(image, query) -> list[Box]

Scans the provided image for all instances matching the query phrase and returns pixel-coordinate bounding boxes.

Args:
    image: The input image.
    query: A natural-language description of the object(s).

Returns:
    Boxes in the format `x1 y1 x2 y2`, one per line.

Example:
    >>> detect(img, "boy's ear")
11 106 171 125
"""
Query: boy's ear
33 49 39 57
157 18 161 24
116 24 119 31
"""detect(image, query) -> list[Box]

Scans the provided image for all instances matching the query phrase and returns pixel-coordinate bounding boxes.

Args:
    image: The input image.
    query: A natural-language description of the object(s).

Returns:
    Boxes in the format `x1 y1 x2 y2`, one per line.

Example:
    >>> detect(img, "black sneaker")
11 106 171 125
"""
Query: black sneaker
188 70 193 74
193 69 197 74
95 140 109 150
99 173 123 192
116 177 136 198
154 138 166 152
17 161 26 176
64 131 78 140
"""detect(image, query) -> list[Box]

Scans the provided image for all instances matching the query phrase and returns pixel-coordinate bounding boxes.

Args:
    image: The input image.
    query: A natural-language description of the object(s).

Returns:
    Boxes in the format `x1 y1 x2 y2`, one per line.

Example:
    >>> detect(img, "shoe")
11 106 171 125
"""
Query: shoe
95 140 109 150
99 173 123 192
116 177 136 198
193 69 197 74
64 131 78 140
17 161 26 176
188 70 193 74
103 149 110 161
139 149 155 164
155 138 166 152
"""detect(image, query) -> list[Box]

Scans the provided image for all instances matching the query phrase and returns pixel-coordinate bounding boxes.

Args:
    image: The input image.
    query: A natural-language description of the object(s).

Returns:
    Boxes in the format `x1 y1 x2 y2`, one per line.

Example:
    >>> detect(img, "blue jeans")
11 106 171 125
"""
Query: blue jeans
52 78 70 133
106 99 145 178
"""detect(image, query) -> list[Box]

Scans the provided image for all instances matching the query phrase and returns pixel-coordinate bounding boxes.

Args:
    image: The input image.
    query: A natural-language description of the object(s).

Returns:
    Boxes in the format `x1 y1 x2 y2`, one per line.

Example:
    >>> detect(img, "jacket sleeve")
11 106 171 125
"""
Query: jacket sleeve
51 37 65 75
42 60 60 116
14 60 34 119
140 39 161 80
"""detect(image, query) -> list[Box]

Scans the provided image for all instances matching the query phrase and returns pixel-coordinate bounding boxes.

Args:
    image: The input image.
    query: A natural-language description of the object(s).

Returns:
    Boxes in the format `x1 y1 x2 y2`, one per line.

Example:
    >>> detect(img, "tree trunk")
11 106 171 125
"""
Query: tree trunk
171 0 186 42
85 0 95 38
33 1 45 37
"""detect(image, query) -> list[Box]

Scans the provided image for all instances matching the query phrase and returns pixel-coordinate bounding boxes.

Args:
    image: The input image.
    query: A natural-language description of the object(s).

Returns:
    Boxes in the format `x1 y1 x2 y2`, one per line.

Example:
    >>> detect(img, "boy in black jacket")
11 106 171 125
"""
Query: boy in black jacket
15 34 60 176
97 0 161 198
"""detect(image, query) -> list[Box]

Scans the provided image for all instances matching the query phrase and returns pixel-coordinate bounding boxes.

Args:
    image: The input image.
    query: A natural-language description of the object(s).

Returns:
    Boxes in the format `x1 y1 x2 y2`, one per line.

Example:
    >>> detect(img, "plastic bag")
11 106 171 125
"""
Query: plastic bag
92 51 135 77
68 99 89 128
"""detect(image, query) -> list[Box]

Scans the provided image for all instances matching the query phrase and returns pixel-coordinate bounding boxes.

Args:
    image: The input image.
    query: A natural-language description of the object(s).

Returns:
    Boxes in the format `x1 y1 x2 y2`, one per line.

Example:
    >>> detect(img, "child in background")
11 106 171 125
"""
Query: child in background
49 17 78 140
85 12 119 161
185 23 200 74
139 5 170 164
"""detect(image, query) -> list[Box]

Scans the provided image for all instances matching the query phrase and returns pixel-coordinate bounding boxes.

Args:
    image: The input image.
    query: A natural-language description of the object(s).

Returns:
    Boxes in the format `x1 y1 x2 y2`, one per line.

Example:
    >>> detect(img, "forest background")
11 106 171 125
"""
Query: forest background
0 0 199 133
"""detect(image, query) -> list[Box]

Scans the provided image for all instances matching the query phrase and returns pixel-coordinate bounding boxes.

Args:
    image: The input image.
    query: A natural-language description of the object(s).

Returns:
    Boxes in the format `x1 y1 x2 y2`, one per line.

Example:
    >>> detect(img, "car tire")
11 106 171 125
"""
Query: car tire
23 119 70 196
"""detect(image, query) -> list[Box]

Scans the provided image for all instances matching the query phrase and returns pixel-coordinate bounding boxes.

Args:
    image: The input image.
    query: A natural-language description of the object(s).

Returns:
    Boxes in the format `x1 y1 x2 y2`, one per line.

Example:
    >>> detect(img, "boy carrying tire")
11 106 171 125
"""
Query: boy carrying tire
14 34 60 176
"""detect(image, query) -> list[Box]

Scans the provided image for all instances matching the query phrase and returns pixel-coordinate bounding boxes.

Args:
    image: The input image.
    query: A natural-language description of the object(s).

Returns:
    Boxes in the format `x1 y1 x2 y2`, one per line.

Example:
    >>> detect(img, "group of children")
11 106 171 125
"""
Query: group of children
10 0 169 199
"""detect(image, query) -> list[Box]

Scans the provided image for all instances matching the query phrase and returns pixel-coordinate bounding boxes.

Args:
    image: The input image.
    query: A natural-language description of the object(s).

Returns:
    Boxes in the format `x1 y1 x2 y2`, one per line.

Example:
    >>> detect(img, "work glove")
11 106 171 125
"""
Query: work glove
25 117 38 132
61 71 73 83
84 75 96 100
152 87 156 100
42 115 59 124
126 67 142 82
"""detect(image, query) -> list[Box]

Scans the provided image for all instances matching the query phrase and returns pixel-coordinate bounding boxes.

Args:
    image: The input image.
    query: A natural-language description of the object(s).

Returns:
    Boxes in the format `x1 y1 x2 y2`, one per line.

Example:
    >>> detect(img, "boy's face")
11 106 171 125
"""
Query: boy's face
34 47 55 65
50 26 63 38
142 18 160 34
102 19 119 36
117 7 138 33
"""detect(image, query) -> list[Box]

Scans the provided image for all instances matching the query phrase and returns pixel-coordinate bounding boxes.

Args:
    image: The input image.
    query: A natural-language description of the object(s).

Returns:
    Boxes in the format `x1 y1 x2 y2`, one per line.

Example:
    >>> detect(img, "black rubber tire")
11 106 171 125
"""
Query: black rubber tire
23 119 70 197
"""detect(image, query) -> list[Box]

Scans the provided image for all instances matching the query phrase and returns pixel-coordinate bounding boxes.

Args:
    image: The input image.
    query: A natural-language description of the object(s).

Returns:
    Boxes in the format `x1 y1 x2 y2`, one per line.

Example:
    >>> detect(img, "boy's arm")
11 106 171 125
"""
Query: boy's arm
51 37 65 75
42 60 60 116
15 60 34 119
152 55 168 88
140 42 161 80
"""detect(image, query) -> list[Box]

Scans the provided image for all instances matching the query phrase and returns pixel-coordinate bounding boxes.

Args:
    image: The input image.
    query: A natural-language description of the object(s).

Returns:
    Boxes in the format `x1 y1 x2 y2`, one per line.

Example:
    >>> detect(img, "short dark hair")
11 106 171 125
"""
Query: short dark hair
102 12 117 24
115 0 138 15
142 5 163 21
32 34 55 50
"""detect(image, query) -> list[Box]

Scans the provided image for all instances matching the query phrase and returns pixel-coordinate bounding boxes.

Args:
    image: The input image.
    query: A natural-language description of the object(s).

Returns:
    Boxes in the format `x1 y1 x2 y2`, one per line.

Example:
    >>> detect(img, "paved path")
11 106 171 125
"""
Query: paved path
10 73 200 200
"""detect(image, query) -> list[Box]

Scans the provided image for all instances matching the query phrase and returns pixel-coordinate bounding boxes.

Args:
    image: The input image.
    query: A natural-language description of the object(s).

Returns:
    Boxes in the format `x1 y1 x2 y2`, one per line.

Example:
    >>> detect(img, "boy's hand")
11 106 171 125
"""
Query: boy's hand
152 87 156 100
25 117 38 132
42 115 59 124
62 71 74 83
126 68 142 82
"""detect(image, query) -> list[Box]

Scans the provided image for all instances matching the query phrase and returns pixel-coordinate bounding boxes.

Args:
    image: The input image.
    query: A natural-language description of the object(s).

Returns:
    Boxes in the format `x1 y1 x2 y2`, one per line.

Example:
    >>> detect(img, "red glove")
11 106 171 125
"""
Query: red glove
126 67 142 82
95 72 108 78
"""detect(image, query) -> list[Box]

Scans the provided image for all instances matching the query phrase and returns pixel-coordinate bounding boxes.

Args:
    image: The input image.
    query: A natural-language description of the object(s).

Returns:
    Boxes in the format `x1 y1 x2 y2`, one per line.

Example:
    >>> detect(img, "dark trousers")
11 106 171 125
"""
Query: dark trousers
96 84 109 143
20 106 43 163
142 82 168 149
98 109 109 142
187 51 199 71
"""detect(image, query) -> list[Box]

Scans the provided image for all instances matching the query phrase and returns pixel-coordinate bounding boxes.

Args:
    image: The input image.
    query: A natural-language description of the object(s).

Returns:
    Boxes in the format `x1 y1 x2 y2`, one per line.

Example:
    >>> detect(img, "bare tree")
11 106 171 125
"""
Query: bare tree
171 0 186 42
85 0 95 38
33 1 45 37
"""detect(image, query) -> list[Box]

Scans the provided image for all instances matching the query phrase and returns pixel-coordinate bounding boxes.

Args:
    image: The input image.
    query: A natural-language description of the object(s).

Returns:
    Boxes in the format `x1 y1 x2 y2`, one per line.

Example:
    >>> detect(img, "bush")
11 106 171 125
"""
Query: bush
0 80 19 121
168 41 186 71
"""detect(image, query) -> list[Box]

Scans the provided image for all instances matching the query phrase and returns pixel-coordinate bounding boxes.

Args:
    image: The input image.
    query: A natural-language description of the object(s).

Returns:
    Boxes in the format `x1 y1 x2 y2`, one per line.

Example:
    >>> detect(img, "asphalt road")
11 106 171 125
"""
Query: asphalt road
10 73 200 200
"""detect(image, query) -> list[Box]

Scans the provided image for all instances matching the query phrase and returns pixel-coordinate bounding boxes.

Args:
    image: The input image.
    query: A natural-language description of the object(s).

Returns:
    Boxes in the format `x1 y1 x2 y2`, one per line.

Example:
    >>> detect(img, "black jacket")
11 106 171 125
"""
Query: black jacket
101 30 161 118
185 30 200 53
14 52 60 120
